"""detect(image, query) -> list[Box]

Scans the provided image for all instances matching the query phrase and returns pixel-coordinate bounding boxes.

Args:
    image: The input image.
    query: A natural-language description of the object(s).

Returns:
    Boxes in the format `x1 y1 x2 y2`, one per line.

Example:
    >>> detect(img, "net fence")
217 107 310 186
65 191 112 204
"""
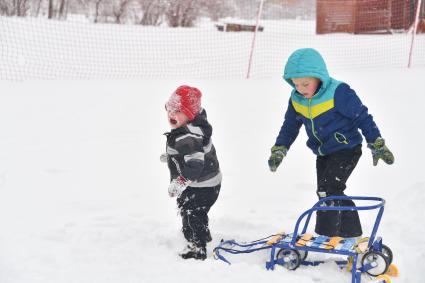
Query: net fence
0 0 424 80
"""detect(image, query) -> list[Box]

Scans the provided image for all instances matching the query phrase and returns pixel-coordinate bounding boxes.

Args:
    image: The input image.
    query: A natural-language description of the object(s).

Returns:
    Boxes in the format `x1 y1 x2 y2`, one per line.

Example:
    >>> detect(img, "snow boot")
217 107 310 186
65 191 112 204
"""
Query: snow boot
179 243 207 260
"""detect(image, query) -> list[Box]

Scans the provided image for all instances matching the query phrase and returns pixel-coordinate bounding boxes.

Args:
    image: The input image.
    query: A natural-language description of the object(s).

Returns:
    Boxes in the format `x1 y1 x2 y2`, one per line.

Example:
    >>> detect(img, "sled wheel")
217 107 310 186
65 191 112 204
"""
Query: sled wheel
381 244 393 265
298 250 308 261
276 249 301 270
376 274 392 283
361 250 389 276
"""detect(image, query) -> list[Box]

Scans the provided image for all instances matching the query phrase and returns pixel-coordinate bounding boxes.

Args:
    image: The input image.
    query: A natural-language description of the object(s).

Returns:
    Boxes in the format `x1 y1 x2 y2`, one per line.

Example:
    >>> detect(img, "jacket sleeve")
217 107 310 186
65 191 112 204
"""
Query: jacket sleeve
275 98 303 149
334 83 381 143
174 133 205 181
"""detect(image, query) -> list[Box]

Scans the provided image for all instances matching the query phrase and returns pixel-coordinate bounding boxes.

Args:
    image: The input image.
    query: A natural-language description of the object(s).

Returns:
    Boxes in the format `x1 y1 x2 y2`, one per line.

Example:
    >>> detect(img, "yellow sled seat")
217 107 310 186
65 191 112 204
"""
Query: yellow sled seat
385 264 399 277
322 236 344 250
296 233 314 246
266 231 286 245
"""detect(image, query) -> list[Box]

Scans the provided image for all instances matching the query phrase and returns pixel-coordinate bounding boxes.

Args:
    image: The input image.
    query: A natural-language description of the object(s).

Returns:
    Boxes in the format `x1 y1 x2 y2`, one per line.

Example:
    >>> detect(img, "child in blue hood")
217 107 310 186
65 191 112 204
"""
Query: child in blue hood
268 48 394 237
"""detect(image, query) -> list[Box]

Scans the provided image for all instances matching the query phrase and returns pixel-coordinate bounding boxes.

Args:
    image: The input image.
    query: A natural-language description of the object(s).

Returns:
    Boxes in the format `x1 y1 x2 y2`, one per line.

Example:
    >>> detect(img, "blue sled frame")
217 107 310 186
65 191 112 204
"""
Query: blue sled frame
214 196 391 283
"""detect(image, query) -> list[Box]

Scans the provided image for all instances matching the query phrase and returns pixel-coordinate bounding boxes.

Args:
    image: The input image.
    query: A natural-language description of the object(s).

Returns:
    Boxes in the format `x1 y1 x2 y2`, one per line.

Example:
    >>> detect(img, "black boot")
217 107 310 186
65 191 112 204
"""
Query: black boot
179 243 207 260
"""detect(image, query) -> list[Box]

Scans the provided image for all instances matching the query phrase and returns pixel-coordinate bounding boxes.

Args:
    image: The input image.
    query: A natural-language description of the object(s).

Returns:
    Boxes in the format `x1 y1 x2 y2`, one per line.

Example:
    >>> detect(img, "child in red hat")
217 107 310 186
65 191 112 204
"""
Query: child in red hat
162 85 222 260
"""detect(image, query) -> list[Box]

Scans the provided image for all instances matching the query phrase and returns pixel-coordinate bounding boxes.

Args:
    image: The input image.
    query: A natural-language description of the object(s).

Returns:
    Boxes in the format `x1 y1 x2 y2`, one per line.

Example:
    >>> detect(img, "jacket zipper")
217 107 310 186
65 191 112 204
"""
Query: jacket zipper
308 98 324 156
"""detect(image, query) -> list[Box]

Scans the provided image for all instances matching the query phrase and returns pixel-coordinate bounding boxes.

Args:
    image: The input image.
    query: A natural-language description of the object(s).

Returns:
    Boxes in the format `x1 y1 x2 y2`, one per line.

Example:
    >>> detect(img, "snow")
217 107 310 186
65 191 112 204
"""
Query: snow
1 17 424 80
0 16 425 283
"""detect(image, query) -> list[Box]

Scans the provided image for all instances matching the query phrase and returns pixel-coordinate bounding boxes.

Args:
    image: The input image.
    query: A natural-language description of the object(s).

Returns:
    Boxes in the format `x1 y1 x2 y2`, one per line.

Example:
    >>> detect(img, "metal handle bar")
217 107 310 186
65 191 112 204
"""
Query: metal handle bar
312 196 385 210
290 196 385 248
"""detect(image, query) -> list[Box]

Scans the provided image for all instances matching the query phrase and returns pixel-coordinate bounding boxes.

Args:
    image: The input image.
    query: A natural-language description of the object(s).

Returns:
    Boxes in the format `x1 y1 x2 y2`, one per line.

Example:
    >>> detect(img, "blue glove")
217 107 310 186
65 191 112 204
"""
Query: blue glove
268 145 288 172
367 137 394 166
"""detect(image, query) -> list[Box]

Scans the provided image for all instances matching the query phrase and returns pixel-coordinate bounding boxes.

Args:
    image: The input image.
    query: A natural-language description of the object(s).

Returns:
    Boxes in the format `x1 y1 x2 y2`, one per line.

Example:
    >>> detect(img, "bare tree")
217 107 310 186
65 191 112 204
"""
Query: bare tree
15 0 22 15
92 0 103 22
71 0 89 17
202 0 235 21
0 0 237 24
165 0 202 27
72 0 105 22
0 0 30 16
0 0 12 15
111 0 130 23
47 0 54 18
138 0 166 26
33 0 43 17
57 0 68 19
164 0 234 27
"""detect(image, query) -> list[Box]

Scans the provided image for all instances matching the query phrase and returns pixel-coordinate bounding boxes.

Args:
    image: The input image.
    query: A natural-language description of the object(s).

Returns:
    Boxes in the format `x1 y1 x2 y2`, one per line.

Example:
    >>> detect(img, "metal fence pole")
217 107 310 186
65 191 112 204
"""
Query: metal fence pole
408 0 423 68
246 0 265 79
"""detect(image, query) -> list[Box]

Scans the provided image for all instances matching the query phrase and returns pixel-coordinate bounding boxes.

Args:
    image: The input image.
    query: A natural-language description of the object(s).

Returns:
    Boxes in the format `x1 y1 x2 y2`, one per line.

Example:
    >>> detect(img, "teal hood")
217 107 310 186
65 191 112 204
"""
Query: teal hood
283 48 330 90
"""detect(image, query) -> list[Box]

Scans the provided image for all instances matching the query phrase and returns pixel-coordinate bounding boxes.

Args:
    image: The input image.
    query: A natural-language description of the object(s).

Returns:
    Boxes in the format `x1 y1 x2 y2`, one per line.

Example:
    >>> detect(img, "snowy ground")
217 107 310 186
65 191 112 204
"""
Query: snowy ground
0 16 424 80
0 16 425 283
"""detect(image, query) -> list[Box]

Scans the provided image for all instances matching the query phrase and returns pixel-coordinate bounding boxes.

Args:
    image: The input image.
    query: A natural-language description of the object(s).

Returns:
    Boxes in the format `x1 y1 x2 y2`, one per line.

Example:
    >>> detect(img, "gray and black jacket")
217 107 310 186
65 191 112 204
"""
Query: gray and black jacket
165 109 221 188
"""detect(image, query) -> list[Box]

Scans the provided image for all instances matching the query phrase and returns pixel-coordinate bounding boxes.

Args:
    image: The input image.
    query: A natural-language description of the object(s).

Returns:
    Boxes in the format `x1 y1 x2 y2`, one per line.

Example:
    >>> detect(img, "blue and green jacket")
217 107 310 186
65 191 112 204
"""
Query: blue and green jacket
275 48 381 156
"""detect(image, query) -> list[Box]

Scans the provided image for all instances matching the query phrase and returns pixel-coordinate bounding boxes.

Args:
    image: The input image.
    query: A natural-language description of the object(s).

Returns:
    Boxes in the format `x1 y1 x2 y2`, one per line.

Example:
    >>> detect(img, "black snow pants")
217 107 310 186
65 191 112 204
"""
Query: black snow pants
177 184 220 247
315 145 363 238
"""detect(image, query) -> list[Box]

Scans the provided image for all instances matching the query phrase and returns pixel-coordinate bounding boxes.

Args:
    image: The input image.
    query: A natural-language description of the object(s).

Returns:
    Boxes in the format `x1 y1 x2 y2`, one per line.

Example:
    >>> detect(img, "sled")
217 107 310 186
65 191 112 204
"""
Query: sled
214 196 398 283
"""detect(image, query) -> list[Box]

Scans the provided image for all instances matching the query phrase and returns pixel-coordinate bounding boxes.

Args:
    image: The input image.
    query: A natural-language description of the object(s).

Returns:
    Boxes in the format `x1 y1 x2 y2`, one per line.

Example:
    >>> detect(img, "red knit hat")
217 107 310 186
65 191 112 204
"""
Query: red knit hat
166 85 202 121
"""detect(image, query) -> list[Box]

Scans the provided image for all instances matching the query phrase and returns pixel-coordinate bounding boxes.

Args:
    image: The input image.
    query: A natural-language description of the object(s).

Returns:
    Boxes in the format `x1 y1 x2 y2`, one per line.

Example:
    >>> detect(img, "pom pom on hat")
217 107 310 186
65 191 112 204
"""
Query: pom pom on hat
166 85 202 121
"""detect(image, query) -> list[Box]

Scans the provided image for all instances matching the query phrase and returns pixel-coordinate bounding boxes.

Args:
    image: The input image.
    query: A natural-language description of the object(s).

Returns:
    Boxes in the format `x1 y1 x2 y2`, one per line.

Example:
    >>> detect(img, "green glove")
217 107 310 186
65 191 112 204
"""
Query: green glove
367 137 394 166
268 145 288 172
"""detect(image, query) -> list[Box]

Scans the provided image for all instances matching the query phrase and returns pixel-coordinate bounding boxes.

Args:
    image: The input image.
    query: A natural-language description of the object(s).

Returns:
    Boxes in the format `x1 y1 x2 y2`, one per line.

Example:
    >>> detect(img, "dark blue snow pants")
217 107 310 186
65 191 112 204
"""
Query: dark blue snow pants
177 184 220 247
315 145 363 238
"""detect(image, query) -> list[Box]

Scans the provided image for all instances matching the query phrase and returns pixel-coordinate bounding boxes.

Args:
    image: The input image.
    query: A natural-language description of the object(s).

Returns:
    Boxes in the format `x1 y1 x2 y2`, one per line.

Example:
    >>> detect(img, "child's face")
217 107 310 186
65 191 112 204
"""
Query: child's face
291 77 321 99
166 108 189 129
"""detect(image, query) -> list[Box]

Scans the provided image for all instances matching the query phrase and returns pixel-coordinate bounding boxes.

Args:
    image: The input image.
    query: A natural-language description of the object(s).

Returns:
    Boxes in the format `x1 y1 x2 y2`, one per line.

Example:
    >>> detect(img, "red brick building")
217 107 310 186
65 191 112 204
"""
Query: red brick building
317 0 425 34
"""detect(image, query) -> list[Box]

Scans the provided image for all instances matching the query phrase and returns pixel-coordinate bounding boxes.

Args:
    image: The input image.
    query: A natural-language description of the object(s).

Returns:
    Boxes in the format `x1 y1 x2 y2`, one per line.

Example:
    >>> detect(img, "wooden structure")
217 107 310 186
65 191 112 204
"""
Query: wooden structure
317 0 425 34
215 23 264 32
